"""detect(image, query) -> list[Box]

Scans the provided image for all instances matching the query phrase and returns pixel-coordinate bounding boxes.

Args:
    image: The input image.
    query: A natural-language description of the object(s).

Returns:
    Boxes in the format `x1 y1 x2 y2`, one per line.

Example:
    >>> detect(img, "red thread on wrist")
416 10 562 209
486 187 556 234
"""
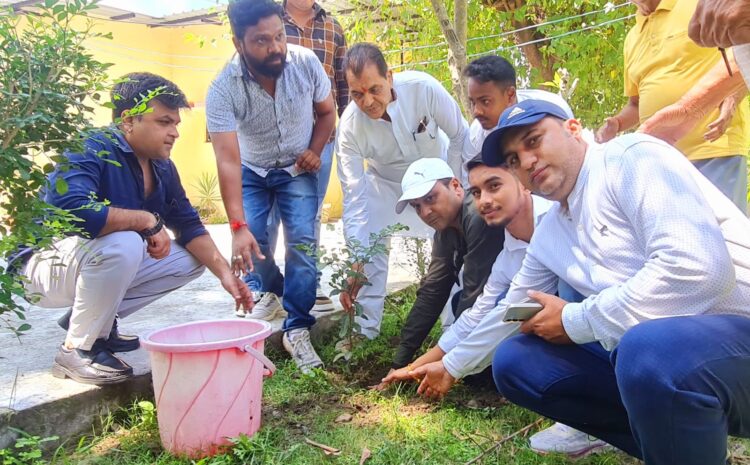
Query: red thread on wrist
230 220 247 232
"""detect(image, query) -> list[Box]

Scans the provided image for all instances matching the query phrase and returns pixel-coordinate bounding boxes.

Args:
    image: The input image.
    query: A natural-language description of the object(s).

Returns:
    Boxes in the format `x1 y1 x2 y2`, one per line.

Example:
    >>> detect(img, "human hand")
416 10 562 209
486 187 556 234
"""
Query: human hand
375 365 423 391
295 149 321 173
638 102 702 146
411 361 457 399
704 94 740 142
231 228 265 276
339 263 365 314
595 117 620 143
220 273 254 314
688 0 750 48
520 290 573 344
147 228 171 259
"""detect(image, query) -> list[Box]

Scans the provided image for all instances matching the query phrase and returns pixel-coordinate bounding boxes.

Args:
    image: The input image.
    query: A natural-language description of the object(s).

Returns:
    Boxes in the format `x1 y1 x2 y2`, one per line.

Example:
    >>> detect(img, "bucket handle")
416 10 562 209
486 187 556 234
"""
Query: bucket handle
241 344 276 377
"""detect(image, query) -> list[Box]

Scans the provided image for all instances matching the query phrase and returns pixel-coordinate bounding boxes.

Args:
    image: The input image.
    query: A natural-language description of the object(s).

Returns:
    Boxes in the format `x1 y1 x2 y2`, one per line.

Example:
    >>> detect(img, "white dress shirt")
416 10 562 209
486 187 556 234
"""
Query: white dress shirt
443 133 750 379
337 70 468 244
439 195 554 377
463 89 575 166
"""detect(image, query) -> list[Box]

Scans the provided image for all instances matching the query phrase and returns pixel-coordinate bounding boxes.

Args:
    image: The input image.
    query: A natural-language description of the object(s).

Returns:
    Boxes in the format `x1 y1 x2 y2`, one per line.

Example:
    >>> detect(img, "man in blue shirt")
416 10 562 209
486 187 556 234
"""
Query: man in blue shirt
13 72 253 385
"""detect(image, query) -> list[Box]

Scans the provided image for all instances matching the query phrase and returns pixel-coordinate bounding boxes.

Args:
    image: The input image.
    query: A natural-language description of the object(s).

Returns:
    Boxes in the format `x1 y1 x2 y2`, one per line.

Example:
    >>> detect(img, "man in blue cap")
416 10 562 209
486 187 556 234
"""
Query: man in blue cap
468 98 750 464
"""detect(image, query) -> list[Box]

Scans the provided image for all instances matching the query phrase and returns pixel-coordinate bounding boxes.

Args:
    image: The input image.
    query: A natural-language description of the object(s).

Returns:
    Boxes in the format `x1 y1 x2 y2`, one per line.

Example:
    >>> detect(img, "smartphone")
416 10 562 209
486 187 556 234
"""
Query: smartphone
503 303 543 322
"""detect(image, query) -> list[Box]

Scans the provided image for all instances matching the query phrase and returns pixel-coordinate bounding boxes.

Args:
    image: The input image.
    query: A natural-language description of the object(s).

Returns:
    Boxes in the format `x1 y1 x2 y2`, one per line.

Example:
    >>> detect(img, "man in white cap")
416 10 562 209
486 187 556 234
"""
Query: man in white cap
383 158 504 377
337 43 469 338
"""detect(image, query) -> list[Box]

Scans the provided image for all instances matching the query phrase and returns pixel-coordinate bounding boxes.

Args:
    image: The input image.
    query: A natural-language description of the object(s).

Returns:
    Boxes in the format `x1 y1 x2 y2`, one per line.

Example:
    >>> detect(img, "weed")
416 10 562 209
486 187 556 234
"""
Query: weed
0 429 59 465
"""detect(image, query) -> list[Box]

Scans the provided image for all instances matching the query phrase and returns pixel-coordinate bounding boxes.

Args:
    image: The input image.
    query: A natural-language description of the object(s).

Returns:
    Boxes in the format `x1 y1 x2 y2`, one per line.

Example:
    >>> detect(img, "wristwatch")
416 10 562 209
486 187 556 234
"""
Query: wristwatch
139 212 164 239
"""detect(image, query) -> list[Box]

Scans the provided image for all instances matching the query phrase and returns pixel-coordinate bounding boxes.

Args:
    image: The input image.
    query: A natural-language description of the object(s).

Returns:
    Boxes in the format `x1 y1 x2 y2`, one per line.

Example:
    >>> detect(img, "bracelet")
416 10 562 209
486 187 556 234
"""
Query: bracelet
138 212 163 239
230 220 248 232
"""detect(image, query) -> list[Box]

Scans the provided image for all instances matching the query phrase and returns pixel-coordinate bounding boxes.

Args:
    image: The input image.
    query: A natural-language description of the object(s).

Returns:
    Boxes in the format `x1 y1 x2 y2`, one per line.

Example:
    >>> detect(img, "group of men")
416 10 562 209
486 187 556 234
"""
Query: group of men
8 0 750 463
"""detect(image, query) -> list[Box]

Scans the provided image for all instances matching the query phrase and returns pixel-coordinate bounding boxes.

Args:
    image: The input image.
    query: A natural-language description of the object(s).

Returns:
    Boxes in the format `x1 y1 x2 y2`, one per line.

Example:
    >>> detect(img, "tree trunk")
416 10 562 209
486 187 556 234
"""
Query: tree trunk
512 18 556 85
429 0 471 114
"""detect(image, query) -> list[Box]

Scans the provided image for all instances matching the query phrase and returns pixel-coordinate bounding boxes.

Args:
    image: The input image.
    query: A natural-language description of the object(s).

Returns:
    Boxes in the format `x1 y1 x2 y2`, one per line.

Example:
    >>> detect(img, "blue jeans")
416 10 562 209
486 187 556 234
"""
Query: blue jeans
245 141 335 291
241 166 317 331
492 315 750 464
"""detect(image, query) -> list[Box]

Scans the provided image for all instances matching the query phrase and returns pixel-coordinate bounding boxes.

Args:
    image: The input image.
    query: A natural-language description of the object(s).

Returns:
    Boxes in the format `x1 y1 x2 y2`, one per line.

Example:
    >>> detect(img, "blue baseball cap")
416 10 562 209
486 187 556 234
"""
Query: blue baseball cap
481 99 571 167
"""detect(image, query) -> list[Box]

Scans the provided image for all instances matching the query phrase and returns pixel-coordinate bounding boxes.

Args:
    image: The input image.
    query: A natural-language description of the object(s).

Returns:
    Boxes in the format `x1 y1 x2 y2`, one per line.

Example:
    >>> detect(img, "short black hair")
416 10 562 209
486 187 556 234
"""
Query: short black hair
466 154 487 172
343 43 388 78
111 72 189 121
228 0 283 40
464 55 516 88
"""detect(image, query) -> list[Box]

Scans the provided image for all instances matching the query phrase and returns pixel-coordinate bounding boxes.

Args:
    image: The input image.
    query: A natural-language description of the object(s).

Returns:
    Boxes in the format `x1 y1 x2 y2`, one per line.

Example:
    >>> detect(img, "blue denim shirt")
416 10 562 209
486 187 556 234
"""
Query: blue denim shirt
8 129 207 270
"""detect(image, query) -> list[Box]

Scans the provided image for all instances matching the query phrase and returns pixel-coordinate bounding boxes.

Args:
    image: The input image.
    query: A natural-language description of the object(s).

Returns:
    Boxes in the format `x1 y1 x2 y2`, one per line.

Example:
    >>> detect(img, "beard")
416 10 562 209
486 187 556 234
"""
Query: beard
244 51 287 79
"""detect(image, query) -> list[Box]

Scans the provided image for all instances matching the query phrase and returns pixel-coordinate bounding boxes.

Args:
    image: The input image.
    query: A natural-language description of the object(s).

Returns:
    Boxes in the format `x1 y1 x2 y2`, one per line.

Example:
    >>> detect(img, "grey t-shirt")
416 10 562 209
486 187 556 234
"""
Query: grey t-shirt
206 44 331 171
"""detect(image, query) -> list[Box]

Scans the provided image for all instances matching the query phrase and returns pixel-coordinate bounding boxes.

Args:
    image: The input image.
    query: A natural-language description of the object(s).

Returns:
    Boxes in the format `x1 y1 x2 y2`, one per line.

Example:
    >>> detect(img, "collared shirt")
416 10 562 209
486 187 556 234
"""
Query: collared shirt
7 130 207 269
443 133 750 379
439 195 553 378
392 195 505 368
624 0 749 160
463 89 574 165
735 44 750 88
205 44 331 175
337 70 469 244
283 2 349 116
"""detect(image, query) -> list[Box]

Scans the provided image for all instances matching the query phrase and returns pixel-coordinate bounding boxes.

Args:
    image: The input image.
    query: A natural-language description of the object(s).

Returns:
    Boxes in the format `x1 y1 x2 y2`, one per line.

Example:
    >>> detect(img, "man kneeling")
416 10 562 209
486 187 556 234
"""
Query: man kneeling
482 99 750 464
9 73 252 385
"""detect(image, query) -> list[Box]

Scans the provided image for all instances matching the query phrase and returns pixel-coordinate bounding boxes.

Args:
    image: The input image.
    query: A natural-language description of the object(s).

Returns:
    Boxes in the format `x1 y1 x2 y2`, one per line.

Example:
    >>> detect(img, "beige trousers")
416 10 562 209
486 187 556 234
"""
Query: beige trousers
23 231 204 350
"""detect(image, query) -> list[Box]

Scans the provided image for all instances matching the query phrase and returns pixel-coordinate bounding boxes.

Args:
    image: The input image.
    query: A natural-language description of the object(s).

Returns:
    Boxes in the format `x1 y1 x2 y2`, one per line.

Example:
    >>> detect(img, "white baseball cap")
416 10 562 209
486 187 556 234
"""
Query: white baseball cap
395 158 455 214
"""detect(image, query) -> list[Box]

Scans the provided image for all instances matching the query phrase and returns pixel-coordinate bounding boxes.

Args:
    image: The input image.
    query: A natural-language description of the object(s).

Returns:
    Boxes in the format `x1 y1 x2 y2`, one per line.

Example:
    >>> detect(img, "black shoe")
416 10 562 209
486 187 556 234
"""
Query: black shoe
57 309 140 353
51 344 133 385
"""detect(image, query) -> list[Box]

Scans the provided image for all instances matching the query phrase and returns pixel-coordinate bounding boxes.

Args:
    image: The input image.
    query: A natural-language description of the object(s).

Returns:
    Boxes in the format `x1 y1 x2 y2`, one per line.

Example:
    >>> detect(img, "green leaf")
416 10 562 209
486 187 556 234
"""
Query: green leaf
17 323 31 332
55 178 68 195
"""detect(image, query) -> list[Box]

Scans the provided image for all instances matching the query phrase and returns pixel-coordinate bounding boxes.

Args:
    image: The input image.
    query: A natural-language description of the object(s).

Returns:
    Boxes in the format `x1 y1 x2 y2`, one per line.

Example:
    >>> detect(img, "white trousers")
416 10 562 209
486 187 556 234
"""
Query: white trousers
23 232 205 350
355 173 433 338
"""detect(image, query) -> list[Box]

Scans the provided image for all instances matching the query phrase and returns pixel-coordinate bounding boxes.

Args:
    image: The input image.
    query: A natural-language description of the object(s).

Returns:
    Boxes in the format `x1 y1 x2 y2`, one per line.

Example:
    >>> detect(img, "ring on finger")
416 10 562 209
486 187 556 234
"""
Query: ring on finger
232 255 242 261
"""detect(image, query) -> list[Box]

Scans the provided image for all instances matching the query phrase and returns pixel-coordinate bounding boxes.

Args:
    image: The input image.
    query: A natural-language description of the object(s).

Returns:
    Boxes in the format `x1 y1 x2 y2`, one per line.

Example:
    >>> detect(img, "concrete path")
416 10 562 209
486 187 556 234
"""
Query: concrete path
0 221 421 448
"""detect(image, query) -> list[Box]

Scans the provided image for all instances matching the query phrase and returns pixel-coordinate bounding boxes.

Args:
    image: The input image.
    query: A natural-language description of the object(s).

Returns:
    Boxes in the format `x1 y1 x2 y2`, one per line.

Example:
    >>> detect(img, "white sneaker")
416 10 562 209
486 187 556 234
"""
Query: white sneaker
247 292 285 321
529 422 612 458
282 328 323 374
312 287 335 313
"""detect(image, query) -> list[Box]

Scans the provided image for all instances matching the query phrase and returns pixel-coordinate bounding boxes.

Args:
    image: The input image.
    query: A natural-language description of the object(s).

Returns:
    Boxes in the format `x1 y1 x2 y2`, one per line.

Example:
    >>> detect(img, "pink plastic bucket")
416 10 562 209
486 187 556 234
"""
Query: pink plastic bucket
141 319 275 458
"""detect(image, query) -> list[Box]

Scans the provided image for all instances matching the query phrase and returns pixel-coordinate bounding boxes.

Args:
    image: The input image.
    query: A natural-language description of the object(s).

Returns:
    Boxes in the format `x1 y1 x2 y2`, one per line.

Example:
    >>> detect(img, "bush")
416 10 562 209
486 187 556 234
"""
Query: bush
0 0 113 334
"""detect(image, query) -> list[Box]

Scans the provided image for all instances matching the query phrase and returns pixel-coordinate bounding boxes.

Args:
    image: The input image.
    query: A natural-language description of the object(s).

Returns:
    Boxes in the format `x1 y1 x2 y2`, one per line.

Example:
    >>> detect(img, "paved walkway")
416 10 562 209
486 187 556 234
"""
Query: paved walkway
0 221 421 448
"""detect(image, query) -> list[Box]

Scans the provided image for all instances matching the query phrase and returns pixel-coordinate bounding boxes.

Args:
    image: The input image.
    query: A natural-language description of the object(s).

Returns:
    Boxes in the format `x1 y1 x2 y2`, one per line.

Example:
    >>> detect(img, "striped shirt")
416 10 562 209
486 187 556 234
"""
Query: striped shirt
206 44 331 174
283 2 349 116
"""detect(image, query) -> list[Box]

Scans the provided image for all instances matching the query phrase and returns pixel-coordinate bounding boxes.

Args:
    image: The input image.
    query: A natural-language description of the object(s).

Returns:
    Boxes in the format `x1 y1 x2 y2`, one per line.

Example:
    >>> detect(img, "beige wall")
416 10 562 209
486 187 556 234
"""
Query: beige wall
82 19 344 219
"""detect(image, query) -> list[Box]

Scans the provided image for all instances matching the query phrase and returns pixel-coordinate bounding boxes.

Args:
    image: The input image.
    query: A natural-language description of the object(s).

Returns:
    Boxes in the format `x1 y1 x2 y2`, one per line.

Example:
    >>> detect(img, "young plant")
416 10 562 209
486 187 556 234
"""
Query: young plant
302 224 408 363
191 171 223 221
402 236 432 283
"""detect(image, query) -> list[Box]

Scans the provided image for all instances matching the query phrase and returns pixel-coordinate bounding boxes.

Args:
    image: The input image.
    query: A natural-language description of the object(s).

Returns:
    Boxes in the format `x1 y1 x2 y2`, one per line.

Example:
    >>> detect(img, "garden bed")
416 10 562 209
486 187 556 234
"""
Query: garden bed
3 287 643 464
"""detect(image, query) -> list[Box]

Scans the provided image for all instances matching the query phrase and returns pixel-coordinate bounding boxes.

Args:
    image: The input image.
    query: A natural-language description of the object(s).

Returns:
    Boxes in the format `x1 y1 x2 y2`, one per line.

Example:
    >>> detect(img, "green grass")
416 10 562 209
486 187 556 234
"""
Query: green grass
7 286 641 465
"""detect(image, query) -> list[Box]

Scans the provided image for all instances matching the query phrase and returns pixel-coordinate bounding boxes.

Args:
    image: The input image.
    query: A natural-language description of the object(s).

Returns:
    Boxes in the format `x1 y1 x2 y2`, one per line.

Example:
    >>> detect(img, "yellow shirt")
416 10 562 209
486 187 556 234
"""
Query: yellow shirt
623 0 749 160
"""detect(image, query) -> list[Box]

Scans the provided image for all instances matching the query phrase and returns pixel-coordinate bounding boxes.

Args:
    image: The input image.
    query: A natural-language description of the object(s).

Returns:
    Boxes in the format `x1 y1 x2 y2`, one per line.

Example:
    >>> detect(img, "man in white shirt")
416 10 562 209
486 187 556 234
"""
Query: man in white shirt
381 156 608 458
479 98 750 464
336 43 468 338
462 55 573 167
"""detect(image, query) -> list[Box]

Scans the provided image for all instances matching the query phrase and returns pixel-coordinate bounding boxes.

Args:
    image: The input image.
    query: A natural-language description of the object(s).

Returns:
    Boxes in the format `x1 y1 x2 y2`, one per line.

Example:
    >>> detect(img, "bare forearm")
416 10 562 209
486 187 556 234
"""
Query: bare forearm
411 346 446 368
98 207 155 236
309 111 335 156
613 97 641 131
185 233 232 280
676 57 747 118
216 157 245 222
